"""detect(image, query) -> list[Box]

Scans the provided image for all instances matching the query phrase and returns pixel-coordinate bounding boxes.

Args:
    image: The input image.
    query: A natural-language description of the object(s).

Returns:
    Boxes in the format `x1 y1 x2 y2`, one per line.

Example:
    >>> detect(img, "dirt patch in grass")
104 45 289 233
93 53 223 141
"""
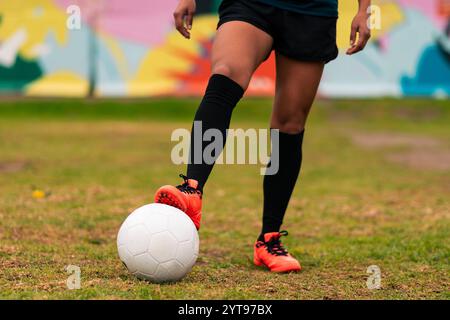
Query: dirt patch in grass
0 160 29 173
350 133 440 149
387 150 450 171
349 131 450 171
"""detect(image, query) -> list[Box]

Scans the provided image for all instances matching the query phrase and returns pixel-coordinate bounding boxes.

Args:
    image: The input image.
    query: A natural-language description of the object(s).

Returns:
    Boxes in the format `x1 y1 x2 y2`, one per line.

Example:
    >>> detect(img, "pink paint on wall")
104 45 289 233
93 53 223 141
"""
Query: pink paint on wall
397 0 447 29
55 0 178 45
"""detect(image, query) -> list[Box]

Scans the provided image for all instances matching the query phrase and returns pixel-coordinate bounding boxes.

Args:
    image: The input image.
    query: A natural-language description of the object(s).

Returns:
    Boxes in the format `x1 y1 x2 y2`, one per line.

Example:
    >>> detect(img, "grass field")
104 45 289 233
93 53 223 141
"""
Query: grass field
0 98 449 299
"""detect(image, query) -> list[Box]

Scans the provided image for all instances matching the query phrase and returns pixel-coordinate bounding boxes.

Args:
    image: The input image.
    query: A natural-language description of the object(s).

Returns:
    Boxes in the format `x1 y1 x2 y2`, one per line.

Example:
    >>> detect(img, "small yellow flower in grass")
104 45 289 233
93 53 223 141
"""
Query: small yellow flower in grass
32 189 47 199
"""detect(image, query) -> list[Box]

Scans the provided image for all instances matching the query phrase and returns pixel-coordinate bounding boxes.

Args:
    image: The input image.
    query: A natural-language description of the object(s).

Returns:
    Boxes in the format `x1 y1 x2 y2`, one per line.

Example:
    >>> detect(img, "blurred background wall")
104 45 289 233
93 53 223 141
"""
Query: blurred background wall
0 0 449 98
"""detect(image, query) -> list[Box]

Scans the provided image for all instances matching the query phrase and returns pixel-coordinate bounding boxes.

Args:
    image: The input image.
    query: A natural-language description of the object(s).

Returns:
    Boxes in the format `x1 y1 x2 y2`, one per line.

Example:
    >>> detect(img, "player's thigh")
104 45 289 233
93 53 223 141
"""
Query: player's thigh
271 53 324 133
211 21 273 90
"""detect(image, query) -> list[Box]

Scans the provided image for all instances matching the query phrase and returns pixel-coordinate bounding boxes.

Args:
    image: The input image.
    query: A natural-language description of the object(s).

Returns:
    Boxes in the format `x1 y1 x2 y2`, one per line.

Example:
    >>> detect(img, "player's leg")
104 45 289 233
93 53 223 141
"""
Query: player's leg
186 21 273 188
254 53 324 272
155 21 273 229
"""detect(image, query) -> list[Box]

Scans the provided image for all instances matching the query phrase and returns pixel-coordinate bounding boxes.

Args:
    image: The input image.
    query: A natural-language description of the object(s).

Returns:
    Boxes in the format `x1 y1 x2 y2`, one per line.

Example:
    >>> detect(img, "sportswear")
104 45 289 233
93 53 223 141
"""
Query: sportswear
218 0 339 63
154 174 203 229
187 74 244 191
254 231 301 272
261 130 304 234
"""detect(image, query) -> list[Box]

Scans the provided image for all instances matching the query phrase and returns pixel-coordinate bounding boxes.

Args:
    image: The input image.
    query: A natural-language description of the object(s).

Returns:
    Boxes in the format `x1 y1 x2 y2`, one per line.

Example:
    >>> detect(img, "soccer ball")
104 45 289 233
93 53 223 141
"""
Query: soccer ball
117 203 199 283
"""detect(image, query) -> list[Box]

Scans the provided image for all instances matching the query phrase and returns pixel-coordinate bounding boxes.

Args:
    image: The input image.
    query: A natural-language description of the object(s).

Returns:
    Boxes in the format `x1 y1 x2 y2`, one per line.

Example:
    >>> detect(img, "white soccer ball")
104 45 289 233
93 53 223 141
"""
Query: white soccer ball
117 203 199 283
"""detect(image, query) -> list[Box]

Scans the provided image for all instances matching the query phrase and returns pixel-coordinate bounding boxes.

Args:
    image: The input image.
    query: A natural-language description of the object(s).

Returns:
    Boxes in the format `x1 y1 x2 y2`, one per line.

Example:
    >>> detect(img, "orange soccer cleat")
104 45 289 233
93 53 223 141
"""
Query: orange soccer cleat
154 174 202 229
254 231 301 273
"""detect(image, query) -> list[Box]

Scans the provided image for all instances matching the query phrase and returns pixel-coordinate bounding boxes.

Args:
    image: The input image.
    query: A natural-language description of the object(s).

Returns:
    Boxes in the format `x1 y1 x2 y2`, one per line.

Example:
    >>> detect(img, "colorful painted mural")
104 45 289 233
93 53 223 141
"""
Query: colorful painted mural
0 0 449 97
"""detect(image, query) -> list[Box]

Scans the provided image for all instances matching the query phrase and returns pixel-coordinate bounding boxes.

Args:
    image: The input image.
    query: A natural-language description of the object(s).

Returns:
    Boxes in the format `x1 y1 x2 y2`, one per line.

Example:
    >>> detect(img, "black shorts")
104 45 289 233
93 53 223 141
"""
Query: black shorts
217 0 339 63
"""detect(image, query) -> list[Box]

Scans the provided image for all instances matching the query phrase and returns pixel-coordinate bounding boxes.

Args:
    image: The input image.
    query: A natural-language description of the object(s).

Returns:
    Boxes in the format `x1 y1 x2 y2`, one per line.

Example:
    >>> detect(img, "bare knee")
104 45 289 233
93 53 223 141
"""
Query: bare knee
272 120 305 134
211 63 252 91
271 111 307 134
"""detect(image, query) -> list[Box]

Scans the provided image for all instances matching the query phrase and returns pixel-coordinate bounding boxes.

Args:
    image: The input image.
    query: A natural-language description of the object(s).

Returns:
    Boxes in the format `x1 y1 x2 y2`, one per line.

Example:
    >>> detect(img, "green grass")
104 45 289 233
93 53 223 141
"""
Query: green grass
0 98 449 299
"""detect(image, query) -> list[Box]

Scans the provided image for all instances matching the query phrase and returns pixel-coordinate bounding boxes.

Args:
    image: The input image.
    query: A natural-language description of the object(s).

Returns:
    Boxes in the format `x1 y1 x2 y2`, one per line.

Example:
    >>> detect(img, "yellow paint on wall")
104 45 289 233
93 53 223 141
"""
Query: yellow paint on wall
337 0 404 49
25 71 88 97
0 0 68 59
128 16 218 96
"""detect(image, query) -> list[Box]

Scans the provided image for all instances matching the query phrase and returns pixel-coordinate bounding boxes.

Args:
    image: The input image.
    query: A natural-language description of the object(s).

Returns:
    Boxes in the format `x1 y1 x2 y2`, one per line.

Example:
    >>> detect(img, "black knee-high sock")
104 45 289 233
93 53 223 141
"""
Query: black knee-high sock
260 130 304 237
186 74 244 192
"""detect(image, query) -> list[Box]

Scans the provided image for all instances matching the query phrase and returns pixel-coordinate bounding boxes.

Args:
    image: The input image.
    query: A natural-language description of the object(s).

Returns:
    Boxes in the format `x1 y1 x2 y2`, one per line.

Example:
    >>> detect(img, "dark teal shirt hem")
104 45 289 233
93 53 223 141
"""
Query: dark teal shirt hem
255 0 338 18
